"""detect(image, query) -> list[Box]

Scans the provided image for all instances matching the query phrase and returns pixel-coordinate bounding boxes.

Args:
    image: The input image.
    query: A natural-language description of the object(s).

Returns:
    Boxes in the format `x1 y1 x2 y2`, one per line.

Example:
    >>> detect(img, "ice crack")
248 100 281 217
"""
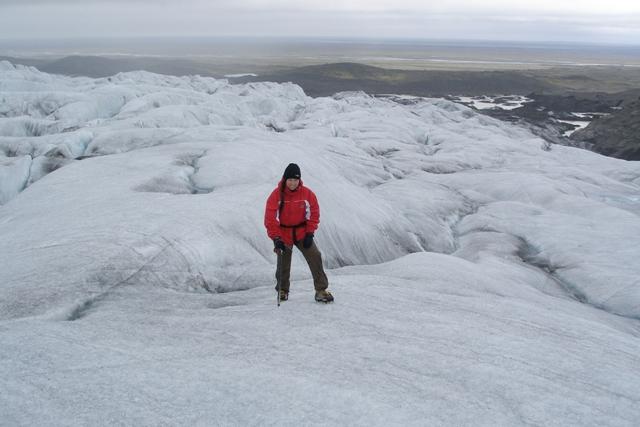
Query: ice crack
134 151 213 195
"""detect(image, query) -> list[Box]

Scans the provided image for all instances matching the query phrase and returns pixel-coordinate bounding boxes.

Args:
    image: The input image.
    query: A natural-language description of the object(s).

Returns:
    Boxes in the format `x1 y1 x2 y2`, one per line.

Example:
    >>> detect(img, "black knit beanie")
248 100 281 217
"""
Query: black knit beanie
283 163 301 180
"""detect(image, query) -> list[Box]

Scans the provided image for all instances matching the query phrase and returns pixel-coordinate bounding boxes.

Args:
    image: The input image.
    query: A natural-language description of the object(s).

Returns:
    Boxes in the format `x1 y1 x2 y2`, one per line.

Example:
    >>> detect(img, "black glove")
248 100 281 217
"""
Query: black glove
302 233 314 249
273 238 286 253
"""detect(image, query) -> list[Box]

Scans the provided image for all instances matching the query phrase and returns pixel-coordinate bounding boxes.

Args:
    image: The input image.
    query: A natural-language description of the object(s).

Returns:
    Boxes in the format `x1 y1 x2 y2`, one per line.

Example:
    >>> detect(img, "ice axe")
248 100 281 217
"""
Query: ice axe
275 247 283 307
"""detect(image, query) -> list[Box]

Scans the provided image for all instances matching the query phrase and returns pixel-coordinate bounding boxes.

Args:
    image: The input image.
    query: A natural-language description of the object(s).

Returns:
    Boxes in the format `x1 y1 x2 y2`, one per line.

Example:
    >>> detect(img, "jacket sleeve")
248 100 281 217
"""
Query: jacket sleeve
264 188 281 240
305 189 320 234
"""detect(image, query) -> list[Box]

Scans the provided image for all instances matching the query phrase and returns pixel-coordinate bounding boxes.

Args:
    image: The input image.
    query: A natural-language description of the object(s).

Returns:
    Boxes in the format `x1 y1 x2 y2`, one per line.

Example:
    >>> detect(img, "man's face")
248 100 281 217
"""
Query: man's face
286 178 300 191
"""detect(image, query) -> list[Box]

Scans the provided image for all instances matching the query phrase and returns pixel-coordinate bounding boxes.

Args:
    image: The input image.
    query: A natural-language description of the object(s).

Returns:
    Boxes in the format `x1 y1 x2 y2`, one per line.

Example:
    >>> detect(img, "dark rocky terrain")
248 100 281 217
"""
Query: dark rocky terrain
475 91 640 158
477 94 615 143
234 62 557 97
570 99 640 160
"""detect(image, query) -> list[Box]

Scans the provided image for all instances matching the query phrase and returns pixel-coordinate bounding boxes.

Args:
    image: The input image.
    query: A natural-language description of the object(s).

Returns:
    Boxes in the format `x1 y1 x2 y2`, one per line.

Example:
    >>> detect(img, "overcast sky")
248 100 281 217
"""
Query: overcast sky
1 0 639 45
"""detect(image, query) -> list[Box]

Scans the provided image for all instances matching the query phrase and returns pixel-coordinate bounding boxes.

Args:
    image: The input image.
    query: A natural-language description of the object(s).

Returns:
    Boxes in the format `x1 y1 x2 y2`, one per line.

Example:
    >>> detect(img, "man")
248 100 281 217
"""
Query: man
264 163 334 303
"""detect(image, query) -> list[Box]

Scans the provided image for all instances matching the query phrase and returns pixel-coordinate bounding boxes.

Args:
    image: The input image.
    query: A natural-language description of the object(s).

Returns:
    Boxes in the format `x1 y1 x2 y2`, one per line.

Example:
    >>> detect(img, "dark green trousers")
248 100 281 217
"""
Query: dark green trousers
275 241 329 292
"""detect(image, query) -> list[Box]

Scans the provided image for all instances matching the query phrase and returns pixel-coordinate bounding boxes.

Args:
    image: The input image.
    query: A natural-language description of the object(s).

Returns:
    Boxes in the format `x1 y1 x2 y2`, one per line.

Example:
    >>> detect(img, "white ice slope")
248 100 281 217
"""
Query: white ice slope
1 61 639 426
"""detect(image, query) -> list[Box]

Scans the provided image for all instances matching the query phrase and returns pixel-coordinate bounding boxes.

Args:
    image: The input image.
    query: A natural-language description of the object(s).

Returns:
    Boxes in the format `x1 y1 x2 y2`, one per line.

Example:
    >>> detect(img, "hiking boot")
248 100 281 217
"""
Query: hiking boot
315 290 334 303
279 290 289 301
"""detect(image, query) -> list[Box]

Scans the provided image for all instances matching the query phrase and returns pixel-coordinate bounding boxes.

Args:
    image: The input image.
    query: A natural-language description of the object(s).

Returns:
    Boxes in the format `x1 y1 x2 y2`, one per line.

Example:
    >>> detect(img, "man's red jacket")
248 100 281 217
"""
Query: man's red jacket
264 179 320 246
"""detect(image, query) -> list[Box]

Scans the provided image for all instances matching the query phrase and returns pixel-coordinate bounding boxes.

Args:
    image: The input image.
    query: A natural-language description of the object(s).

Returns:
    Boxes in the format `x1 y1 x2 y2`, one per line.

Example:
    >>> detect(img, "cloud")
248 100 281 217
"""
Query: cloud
0 1 639 44
3 0 639 13
0 0 150 3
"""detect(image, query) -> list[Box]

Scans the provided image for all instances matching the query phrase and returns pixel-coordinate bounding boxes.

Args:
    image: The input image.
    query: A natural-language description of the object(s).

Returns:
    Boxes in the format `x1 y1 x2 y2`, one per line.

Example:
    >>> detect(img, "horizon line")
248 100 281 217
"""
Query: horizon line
1 35 639 49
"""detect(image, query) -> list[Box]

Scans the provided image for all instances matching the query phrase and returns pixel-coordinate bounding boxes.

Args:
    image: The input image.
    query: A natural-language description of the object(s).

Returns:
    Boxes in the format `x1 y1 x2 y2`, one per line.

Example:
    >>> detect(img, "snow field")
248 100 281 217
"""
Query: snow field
1 61 640 425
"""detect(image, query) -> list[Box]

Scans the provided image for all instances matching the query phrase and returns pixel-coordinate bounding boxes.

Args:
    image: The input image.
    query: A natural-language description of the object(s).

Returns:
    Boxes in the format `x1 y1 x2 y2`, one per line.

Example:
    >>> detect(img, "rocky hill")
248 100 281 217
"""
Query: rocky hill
236 62 557 97
571 99 640 160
